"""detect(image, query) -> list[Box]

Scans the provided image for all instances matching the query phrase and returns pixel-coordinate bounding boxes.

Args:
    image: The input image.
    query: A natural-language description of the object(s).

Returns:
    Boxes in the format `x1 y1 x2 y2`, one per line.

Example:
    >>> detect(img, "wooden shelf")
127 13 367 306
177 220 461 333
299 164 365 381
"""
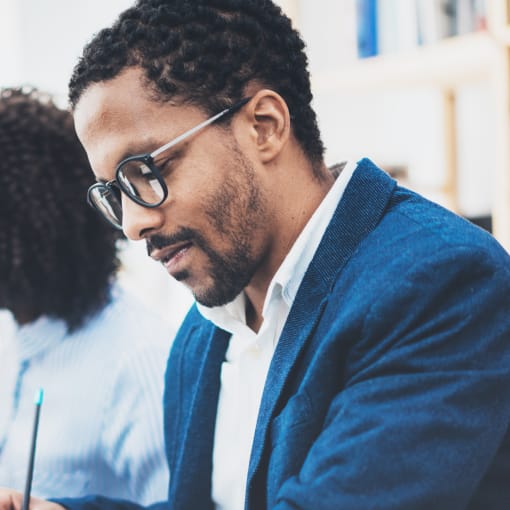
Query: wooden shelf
312 32 499 92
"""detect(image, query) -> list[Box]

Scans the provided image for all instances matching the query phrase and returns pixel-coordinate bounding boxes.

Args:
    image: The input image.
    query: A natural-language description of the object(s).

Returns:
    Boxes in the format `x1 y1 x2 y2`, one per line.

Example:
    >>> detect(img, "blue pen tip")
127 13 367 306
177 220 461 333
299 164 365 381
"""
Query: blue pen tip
34 388 44 405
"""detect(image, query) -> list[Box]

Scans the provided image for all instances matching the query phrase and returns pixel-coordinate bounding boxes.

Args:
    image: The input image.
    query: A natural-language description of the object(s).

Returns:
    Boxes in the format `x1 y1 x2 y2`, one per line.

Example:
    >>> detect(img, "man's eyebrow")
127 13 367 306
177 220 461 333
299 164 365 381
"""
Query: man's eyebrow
116 138 164 163
90 139 167 185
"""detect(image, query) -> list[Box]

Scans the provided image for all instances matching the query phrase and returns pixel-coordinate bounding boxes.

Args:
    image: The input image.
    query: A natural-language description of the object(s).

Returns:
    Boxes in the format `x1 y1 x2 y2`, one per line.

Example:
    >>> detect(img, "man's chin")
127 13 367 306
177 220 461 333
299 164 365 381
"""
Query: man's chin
172 274 227 308
192 284 242 309
171 263 250 308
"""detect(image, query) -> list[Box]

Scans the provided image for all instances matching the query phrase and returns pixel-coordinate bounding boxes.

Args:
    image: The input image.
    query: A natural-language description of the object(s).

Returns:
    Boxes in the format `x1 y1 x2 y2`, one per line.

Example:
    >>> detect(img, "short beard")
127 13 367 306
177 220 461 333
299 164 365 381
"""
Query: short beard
147 225 256 307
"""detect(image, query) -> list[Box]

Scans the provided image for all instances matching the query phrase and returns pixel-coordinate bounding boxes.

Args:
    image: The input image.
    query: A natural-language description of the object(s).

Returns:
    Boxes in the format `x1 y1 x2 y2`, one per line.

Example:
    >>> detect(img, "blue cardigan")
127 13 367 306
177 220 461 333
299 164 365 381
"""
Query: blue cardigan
57 160 510 509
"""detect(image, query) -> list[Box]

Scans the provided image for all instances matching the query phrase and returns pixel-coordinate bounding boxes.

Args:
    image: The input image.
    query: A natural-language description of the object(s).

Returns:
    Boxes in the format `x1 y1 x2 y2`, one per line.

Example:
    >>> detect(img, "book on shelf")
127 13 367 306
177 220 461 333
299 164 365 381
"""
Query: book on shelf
416 0 456 45
355 0 487 60
416 0 486 44
377 0 420 55
455 0 487 35
356 0 378 58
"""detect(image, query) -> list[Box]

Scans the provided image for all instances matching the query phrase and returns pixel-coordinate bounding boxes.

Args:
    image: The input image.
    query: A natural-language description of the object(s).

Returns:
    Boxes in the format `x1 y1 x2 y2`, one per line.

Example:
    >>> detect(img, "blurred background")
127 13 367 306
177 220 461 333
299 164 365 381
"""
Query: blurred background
1 0 509 326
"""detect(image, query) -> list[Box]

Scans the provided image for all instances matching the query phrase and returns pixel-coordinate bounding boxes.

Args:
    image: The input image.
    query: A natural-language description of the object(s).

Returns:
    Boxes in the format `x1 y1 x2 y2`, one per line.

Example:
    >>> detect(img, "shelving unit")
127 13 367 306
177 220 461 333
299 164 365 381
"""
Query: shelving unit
279 0 510 251
487 0 510 250
311 32 498 91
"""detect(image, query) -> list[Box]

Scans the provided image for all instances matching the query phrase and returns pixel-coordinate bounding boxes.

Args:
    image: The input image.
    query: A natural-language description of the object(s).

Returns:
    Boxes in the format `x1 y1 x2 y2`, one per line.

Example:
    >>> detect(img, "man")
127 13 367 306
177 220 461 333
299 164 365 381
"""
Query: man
0 87 171 502
1 0 509 509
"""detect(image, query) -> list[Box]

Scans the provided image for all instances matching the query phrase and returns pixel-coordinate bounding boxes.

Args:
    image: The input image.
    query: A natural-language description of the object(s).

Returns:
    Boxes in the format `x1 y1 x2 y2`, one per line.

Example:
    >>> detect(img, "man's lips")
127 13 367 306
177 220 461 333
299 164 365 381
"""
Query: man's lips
150 241 193 266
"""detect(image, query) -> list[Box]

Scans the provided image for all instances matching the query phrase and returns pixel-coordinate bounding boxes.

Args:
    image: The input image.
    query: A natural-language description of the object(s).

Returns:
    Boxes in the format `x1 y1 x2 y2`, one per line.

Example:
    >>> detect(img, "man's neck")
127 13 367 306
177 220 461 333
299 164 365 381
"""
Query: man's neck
245 297 262 332
243 163 335 332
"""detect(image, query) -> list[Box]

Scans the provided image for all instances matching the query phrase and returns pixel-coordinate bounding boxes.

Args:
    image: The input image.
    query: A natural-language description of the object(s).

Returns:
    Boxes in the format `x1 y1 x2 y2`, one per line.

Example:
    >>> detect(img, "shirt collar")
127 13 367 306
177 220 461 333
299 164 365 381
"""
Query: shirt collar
13 315 68 362
198 160 357 333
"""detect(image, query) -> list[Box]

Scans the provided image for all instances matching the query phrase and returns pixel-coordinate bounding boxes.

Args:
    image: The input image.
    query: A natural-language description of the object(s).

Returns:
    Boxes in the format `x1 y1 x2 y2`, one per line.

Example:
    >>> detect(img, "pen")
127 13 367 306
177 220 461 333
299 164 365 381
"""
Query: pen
22 388 44 510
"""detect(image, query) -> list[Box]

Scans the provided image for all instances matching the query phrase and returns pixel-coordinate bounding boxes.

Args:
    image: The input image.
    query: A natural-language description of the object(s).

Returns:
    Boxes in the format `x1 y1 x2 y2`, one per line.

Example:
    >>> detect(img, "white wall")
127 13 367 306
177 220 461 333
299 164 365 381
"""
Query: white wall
0 0 23 83
0 0 134 98
455 82 497 217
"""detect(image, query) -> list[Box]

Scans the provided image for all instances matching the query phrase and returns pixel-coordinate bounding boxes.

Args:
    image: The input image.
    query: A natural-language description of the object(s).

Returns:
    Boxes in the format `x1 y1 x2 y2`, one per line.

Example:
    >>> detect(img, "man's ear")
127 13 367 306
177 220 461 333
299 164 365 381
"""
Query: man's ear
245 89 291 163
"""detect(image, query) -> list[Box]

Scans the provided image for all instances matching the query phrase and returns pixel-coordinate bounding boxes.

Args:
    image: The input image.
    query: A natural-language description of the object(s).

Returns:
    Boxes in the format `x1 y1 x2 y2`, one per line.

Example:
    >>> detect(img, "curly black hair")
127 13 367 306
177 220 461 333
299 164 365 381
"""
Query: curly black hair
69 0 325 168
0 87 123 332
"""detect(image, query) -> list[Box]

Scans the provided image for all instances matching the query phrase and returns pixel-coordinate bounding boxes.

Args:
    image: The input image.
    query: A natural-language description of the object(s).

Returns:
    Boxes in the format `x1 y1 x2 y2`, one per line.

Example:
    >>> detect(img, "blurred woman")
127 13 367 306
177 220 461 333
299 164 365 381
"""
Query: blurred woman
0 87 172 502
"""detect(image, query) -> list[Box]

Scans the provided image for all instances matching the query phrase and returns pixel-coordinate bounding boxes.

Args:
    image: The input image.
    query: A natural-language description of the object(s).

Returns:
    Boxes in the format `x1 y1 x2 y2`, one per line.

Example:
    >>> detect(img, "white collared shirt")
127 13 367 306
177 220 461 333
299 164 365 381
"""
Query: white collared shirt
0 286 173 503
198 161 357 510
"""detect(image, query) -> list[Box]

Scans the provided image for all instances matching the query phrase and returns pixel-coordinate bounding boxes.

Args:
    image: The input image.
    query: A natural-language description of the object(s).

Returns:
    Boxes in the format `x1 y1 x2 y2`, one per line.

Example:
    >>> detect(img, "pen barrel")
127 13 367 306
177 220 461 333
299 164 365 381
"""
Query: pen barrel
22 403 41 510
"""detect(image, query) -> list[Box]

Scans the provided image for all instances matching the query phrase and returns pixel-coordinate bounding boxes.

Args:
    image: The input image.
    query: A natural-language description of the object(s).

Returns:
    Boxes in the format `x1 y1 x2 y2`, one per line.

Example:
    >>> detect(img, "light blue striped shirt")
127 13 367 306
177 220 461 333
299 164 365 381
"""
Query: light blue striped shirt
0 286 174 503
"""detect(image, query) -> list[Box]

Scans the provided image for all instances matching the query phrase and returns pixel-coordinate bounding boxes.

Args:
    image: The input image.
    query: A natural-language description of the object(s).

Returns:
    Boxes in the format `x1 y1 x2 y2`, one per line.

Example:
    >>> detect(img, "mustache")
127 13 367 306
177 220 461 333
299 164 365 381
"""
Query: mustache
146 227 198 257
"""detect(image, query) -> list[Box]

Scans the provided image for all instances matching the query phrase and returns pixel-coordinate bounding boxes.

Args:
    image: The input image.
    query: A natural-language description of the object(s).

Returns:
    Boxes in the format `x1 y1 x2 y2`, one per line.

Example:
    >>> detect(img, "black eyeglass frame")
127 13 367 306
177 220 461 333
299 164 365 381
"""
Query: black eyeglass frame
87 96 252 228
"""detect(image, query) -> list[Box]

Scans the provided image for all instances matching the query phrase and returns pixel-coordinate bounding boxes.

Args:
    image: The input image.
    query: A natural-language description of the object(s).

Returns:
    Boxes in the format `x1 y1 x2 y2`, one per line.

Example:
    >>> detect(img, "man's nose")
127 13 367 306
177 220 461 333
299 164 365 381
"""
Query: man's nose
121 194 165 241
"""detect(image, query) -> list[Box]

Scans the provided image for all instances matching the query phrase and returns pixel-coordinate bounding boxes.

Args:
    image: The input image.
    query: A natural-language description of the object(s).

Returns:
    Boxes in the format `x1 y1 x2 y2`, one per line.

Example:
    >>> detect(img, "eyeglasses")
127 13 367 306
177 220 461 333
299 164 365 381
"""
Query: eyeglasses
87 97 252 229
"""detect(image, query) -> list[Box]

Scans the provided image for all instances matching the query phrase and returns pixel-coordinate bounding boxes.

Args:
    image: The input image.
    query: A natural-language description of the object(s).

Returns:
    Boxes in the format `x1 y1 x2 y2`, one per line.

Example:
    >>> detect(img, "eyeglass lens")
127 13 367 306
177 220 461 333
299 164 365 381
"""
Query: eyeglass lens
118 160 166 204
89 186 123 227
89 161 166 228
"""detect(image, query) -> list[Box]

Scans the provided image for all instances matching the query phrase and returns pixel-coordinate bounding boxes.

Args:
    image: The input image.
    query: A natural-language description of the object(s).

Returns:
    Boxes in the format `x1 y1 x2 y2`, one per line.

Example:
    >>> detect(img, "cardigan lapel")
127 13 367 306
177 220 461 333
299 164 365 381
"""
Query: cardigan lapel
246 159 397 492
171 324 230 510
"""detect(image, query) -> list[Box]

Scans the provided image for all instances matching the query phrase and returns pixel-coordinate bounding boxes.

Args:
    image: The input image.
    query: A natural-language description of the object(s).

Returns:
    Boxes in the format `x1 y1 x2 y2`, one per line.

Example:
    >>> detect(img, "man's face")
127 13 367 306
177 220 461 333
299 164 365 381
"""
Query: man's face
74 68 272 307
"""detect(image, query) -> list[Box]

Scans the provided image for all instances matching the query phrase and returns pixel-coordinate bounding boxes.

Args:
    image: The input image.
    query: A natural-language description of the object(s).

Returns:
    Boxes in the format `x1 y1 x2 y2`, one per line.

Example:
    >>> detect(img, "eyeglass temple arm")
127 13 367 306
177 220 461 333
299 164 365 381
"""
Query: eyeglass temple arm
151 97 252 159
